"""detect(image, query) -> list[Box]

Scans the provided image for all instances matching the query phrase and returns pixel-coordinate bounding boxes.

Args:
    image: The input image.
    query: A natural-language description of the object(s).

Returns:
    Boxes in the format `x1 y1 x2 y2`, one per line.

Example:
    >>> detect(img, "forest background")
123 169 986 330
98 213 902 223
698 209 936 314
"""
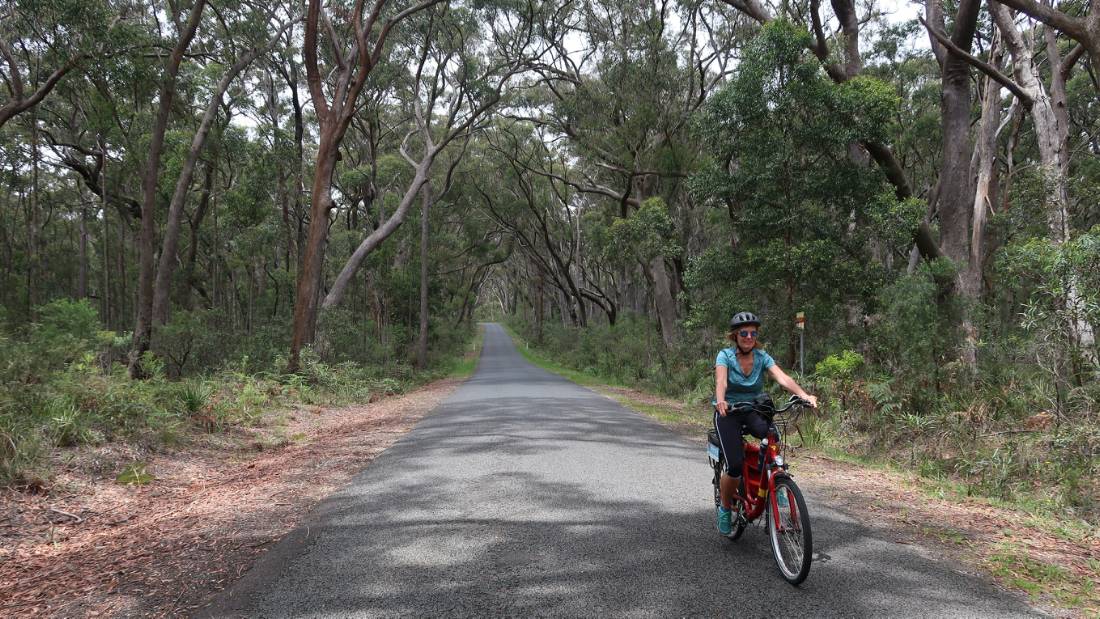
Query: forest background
1 0 1097 535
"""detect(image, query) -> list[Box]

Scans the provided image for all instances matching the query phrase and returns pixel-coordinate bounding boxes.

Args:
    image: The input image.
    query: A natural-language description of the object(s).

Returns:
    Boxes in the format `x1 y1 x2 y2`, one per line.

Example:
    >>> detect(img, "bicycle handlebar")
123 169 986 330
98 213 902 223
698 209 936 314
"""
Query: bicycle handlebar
728 395 811 416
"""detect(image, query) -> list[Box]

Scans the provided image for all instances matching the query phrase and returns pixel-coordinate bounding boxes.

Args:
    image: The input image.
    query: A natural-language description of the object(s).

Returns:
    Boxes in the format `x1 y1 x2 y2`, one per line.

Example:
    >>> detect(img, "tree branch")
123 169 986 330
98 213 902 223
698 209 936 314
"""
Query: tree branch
920 16 1033 108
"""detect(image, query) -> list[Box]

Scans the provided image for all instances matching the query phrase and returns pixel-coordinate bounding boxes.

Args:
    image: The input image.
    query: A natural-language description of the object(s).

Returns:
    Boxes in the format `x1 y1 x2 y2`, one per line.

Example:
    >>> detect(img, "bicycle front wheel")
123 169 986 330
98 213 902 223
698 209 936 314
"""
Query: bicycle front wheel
767 476 812 585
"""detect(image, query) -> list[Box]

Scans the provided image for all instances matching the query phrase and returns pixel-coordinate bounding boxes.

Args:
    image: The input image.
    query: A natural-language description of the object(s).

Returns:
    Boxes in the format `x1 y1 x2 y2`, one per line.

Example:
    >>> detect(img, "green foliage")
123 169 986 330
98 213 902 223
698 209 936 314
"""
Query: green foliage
0 297 475 486
509 315 710 399
602 198 681 265
997 228 1100 387
0 299 113 382
115 462 155 485
689 20 910 363
814 350 865 380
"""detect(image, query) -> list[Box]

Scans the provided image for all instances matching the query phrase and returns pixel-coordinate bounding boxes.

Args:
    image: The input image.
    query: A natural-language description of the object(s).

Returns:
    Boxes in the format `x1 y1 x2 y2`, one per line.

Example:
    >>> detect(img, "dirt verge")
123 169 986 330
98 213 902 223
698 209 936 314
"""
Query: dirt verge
0 377 463 618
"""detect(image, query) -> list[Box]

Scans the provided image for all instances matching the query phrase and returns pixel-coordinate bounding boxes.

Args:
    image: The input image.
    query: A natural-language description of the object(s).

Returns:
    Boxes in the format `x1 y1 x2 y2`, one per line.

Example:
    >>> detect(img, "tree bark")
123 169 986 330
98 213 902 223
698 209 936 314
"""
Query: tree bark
991 0 1100 64
992 4 1070 242
289 125 339 368
179 162 215 310
648 255 679 348
960 41 1006 363
78 203 88 299
416 183 432 370
100 135 111 327
288 0 444 372
27 109 39 312
933 0 981 267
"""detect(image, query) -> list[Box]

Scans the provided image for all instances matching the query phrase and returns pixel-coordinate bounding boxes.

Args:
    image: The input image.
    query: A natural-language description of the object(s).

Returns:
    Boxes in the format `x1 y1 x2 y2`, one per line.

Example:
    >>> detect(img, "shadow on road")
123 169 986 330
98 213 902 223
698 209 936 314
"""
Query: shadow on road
204 432 1037 617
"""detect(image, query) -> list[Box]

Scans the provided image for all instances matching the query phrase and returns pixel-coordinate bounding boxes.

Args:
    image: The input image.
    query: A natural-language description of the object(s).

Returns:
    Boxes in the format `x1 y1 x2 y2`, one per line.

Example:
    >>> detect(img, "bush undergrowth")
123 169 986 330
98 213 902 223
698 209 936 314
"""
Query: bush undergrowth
0 299 477 488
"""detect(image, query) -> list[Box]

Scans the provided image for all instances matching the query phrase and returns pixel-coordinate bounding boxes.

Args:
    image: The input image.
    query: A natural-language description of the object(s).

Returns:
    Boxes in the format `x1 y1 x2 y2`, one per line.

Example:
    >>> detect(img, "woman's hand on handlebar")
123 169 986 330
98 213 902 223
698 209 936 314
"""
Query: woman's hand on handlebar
716 400 729 416
791 394 818 409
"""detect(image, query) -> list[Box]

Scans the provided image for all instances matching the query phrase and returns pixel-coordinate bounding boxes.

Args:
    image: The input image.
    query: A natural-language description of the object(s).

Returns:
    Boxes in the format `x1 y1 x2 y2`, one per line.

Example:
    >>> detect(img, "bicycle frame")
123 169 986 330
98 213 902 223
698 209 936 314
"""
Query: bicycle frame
733 414 800 531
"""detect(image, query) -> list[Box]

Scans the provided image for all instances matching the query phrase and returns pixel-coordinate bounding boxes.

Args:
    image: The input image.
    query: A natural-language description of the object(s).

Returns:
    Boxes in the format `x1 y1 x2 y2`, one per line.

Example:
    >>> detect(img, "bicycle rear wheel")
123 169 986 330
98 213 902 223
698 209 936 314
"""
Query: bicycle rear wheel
766 476 812 585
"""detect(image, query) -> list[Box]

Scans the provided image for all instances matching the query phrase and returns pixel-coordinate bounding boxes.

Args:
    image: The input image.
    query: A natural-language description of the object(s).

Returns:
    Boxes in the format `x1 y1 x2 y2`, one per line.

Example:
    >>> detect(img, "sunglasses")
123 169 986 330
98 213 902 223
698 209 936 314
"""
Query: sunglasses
738 330 758 338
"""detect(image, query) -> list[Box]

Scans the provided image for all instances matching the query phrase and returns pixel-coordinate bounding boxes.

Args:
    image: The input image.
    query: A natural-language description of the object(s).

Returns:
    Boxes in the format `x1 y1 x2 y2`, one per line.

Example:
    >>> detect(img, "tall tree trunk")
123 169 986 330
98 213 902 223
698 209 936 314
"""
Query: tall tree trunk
151 40 276 327
179 162 215 310
78 203 88 299
289 127 339 369
118 209 128 328
285 60 306 270
926 0 981 366
100 138 111 327
993 4 1096 364
960 45 1006 362
289 0 442 372
634 181 678 347
648 255 679 348
27 109 39 313
416 183 432 369
535 268 544 344
992 5 1070 242
129 0 207 378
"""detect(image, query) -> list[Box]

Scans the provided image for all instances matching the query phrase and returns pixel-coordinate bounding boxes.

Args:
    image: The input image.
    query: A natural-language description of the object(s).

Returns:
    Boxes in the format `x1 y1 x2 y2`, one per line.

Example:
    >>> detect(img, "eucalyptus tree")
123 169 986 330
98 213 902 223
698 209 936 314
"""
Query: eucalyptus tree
717 0 916 202
318 1 551 311
691 20 910 365
988 3 1095 360
992 0 1100 63
1 0 143 316
287 0 446 372
128 0 209 377
150 5 301 330
0 0 126 128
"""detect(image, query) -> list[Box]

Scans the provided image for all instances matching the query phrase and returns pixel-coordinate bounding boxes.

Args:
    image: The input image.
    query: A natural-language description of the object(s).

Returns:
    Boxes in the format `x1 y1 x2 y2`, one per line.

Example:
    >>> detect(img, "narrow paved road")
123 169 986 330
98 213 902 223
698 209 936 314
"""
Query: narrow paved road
204 323 1040 618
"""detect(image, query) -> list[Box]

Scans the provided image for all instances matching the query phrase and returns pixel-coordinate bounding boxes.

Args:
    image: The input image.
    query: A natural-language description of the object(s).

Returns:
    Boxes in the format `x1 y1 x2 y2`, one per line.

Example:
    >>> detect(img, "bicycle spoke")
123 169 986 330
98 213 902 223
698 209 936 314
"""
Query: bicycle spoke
768 479 812 584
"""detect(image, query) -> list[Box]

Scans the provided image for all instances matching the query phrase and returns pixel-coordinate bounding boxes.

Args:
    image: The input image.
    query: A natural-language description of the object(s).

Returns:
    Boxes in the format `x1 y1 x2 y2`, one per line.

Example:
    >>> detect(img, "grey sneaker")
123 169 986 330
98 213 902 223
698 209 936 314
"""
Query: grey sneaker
717 507 732 535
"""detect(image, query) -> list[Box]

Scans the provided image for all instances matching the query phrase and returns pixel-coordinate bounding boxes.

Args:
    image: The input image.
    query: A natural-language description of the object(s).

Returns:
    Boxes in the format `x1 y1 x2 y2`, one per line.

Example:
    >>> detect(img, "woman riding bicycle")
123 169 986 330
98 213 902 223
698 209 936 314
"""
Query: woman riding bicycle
714 311 818 535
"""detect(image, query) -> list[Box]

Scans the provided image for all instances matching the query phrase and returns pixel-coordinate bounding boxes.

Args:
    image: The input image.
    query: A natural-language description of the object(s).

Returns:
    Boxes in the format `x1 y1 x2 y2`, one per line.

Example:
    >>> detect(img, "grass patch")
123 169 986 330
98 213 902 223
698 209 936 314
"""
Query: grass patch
919 524 971 548
447 325 486 379
603 393 708 430
505 325 619 388
984 543 1093 609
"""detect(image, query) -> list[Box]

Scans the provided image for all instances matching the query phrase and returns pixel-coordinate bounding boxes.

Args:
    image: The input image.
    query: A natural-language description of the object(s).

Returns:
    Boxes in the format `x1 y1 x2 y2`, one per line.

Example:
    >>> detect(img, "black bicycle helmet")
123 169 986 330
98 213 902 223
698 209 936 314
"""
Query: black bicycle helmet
729 311 761 329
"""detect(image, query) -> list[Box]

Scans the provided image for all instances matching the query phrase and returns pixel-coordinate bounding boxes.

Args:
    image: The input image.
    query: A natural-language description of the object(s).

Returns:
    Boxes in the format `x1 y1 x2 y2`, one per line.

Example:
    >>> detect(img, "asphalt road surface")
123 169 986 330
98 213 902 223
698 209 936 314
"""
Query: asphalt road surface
204 323 1041 618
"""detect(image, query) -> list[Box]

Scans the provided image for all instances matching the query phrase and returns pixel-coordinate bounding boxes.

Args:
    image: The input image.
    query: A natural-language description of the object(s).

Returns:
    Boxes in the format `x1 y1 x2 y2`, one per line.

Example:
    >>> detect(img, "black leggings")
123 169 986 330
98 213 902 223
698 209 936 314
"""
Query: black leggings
713 408 769 477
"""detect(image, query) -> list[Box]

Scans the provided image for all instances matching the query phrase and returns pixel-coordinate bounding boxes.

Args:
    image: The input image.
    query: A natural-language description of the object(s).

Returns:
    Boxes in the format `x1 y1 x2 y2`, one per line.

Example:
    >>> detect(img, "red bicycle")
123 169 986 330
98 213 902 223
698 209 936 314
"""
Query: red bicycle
707 395 813 584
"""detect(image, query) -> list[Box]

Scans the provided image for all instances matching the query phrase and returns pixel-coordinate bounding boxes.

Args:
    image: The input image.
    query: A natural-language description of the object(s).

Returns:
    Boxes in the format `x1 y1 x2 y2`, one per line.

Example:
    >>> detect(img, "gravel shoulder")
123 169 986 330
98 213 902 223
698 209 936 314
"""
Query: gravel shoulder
0 377 465 617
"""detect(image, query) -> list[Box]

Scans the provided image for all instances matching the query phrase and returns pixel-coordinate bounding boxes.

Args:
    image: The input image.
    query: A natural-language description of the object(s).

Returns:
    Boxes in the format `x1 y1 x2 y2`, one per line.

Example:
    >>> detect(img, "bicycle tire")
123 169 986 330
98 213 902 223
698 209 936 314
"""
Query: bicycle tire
766 476 812 585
